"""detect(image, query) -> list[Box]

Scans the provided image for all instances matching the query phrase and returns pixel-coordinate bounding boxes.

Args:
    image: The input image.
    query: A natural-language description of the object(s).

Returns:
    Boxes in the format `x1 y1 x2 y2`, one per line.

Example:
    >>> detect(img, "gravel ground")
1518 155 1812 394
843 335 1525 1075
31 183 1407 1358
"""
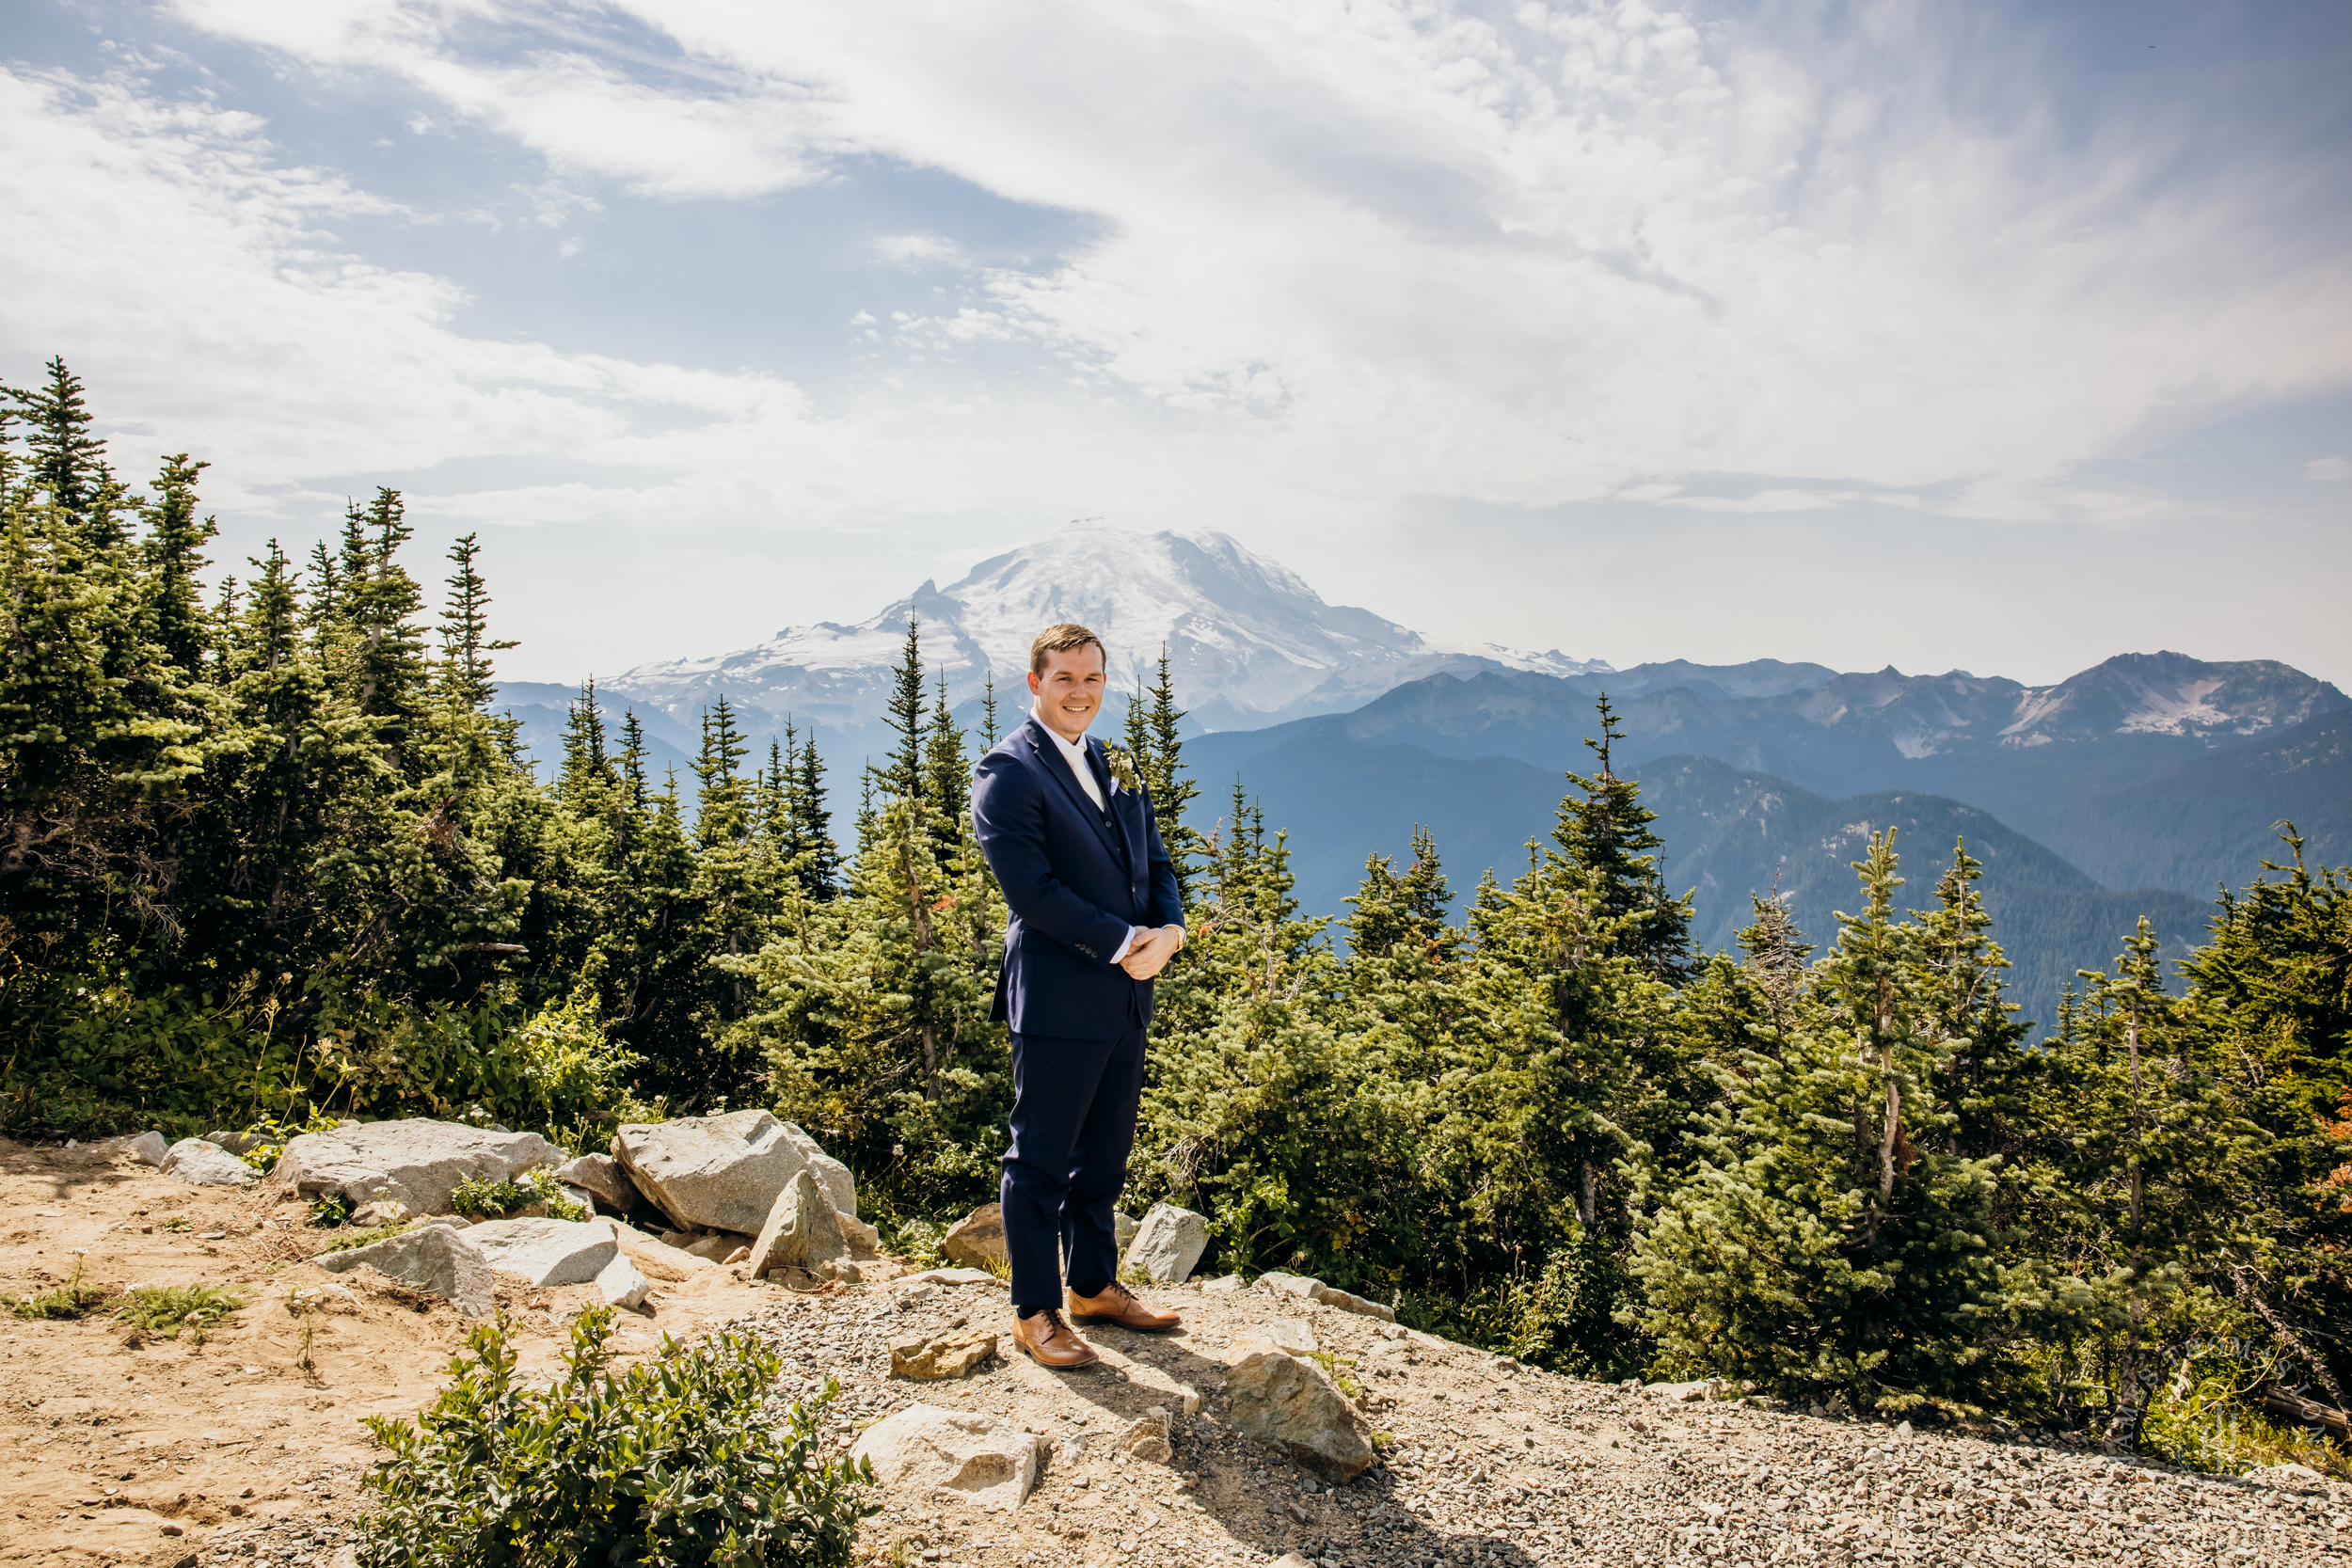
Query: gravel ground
728 1274 2352 1568
161 1271 2348 1568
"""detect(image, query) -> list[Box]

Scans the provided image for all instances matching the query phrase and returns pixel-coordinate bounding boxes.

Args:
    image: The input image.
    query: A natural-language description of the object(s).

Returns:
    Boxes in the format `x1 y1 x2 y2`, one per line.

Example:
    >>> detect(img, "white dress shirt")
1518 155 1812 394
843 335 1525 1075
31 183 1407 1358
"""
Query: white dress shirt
1033 707 1178 964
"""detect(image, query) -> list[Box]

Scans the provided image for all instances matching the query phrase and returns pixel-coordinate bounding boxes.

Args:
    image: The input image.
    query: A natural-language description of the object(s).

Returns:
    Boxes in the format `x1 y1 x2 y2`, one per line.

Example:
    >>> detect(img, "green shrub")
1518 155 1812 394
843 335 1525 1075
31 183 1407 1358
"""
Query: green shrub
116 1284 246 1341
6 1259 108 1320
449 1166 586 1222
359 1307 874 1568
315 1220 418 1255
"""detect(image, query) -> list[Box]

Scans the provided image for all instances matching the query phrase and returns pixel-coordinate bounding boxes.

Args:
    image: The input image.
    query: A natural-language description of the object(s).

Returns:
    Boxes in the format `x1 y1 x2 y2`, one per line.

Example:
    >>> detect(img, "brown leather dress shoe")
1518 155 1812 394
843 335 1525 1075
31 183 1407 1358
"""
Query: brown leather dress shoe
1067 1280 1183 1332
1013 1308 1101 1370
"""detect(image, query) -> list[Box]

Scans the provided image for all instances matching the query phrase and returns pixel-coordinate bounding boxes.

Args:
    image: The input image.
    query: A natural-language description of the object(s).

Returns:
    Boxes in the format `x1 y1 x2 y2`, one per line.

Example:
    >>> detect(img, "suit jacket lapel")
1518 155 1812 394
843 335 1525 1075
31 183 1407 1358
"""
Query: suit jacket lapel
1023 720 1120 860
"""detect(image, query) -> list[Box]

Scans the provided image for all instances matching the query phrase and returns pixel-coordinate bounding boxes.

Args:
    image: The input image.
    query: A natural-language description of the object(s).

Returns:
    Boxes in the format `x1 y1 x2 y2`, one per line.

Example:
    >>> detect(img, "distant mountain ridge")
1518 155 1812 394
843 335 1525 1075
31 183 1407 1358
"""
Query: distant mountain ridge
493 532 2344 1023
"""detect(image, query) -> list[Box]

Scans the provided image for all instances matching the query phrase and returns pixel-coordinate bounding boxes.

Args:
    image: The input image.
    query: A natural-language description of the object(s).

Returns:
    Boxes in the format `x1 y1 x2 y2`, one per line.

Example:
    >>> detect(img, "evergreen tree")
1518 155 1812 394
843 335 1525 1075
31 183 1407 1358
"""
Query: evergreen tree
1555 695 1693 980
876 614 926 807
140 453 215 673
11 357 118 540
437 531 516 710
1629 831 2018 1415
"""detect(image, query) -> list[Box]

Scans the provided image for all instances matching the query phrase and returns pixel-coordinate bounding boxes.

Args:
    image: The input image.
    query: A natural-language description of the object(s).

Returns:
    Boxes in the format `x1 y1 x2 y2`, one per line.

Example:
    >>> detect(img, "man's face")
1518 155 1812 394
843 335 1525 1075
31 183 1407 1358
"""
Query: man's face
1028 643 1106 740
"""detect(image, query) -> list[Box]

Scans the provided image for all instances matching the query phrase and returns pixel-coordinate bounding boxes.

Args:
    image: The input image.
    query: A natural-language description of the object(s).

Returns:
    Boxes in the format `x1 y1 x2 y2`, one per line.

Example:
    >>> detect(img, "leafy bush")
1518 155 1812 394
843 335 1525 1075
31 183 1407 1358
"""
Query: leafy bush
449 1166 586 1222
359 1307 874 1567
116 1284 246 1341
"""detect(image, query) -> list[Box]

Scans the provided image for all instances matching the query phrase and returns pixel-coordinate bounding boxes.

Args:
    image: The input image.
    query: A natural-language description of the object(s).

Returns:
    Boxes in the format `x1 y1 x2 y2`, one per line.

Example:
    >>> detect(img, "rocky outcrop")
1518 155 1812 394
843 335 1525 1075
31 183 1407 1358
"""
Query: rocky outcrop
459 1216 619 1287
272 1119 557 1215
1124 1201 1208 1284
941 1204 1007 1271
313 1224 495 1318
1222 1347 1376 1481
850 1404 1048 1510
162 1138 256 1187
749 1169 850 1276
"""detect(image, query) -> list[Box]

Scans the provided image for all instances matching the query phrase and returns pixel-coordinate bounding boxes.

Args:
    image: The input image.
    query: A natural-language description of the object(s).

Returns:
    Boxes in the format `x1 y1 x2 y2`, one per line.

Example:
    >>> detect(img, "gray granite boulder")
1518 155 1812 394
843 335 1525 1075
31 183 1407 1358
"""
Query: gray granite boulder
314 1224 495 1317
555 1152 640 1214
121 1131 169 1167
749 1169 851 1276
460 1216 618 1287
941 1203 1007 1271
612 1111 806 1235
777 1121 858 1218
162 1137 257 1186
272 1119 558 1216
850 1404 1047 1510
1124 1201 1208 1284
1223 1347 1375 1481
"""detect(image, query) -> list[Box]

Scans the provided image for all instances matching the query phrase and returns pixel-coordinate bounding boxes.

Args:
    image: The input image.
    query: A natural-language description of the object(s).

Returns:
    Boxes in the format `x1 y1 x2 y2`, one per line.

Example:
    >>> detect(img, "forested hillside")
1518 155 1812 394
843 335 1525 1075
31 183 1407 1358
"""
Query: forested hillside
5 364 2349 1475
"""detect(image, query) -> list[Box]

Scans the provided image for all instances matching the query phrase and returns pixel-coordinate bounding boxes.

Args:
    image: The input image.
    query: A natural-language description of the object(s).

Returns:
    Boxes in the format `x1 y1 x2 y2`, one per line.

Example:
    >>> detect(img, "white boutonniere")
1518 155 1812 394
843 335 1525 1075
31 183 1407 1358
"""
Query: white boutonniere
1099 742 1142 795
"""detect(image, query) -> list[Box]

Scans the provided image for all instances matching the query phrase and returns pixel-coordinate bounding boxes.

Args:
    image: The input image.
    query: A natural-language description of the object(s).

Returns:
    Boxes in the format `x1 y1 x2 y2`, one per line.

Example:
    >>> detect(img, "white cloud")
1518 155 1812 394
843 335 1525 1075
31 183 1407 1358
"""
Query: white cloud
2307 457 2350 483
153 0 2352 522
5 1 2348 689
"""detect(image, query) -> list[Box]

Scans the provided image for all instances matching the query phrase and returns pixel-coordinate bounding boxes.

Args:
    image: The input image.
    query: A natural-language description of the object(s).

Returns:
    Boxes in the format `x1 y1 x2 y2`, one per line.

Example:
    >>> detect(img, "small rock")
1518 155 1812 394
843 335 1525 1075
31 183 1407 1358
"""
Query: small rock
851 1404 1048 1510
1263 1320 1319 1355
2245 1462 2329 1494
682 1230 755 1263
941 1203 1008 1271
900 1267 1001 1287
1223 1349 1376 1481
1115 1210 1141 1252
1120 1407 1174 1464
555 1152 640 1214
162 1138 257 1187
891 1330 998 1381
1255 1270 1394 1321
749 1169 851 1275
460 1216 619 1287
595 1251 650 1309
313 1224 495 1317
123 1131 170 1167
838 1211 883 1257
1201 1275 1244 1294
1645 1378 1724 1403
1124 1201 1208 1284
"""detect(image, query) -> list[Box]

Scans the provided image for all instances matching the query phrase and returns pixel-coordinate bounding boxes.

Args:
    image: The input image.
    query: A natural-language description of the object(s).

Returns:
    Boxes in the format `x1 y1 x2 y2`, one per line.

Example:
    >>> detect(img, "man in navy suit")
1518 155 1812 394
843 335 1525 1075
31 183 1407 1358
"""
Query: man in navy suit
969 622 1187 1368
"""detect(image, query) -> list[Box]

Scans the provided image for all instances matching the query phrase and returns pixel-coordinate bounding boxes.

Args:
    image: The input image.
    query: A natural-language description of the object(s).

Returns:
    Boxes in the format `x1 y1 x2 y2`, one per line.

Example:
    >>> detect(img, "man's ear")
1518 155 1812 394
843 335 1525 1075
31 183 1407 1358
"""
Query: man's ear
1025 670 1041 696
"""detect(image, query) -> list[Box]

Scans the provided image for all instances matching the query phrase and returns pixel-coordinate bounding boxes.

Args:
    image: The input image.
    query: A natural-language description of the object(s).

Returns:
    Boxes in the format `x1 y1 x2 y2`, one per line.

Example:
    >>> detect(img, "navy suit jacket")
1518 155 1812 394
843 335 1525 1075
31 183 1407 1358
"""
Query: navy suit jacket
971 716 1184 1038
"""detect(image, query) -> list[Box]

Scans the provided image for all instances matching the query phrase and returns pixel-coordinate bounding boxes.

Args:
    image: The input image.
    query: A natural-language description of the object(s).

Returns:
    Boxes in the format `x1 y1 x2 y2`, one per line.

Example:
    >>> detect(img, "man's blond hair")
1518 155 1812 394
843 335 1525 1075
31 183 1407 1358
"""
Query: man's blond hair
1030 622 1107 677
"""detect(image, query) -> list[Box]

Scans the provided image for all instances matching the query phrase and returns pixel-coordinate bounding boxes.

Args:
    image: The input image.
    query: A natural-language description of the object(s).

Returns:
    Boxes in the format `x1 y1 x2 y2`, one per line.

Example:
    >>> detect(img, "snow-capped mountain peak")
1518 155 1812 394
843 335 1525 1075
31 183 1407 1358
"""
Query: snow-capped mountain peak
602 522 1606 735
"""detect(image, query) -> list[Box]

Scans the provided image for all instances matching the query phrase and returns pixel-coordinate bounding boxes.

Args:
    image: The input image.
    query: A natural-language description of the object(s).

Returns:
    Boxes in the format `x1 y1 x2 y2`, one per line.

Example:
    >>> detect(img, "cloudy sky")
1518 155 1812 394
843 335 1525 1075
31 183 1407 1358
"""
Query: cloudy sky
5 0 2347 688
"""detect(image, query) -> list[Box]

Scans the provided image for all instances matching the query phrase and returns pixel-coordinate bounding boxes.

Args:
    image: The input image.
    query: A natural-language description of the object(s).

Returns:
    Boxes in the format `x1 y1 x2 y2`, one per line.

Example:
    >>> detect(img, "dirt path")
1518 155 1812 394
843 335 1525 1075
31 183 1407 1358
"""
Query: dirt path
0 1137 768 1568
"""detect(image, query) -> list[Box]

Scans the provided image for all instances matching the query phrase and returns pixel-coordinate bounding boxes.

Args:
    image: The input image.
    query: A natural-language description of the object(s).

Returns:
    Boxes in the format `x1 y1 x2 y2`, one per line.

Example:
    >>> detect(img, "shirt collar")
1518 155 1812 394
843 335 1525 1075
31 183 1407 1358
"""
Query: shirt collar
1032 707 1092 762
